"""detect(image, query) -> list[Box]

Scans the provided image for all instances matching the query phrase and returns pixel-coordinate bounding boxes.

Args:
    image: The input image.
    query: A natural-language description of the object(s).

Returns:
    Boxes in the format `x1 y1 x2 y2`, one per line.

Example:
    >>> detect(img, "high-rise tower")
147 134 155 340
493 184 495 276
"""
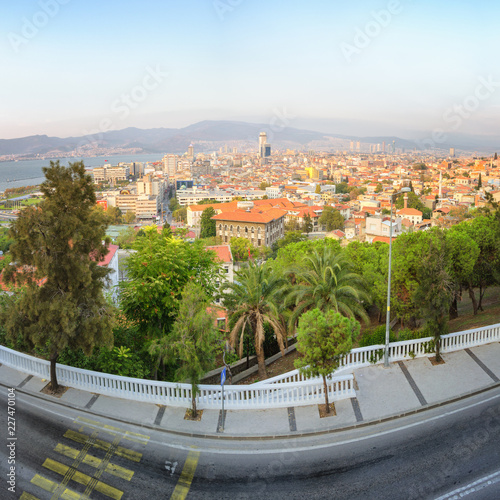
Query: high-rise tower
259 132 271 158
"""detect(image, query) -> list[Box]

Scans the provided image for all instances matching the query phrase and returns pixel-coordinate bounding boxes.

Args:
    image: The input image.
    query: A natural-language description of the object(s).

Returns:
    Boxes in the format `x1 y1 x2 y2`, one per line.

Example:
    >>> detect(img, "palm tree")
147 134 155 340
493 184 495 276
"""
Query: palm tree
223 261 286 380
286 247 371 328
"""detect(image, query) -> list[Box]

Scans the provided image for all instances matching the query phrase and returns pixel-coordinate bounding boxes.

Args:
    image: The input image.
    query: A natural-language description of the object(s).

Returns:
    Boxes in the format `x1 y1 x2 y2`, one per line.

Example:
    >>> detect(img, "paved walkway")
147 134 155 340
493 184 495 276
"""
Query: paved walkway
2 342 500 439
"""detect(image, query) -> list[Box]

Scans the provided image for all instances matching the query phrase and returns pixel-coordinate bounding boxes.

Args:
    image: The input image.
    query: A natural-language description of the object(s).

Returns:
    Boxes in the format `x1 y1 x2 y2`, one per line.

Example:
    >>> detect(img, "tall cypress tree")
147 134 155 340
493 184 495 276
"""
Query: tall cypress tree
2 161 114 390
200 206 217 238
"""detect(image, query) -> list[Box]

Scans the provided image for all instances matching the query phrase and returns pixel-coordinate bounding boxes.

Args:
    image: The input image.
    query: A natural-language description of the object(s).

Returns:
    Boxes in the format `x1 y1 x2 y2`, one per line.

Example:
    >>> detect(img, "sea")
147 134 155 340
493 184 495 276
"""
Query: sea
0 154 163 193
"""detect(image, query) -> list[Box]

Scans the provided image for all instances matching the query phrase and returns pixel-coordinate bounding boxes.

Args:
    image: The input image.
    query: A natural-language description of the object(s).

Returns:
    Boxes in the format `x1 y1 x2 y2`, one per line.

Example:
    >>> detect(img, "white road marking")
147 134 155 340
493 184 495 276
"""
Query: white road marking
153 392 500 455
434 469 500 499
9 386 500 456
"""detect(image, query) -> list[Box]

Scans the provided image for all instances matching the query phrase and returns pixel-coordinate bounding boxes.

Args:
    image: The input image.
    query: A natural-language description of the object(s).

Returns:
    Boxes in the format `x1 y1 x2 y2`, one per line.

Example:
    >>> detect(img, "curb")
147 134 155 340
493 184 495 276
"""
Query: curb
2 379 500 442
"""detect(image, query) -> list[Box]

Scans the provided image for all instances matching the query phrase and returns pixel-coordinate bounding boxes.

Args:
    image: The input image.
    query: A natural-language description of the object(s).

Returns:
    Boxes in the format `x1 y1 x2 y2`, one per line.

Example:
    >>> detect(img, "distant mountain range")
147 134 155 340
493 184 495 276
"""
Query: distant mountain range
0 120 497 156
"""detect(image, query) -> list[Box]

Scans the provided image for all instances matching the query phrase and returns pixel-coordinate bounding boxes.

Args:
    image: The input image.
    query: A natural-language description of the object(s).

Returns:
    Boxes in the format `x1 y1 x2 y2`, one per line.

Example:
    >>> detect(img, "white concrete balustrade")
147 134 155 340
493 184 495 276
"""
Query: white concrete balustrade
0 323 498 409
258 323 500 385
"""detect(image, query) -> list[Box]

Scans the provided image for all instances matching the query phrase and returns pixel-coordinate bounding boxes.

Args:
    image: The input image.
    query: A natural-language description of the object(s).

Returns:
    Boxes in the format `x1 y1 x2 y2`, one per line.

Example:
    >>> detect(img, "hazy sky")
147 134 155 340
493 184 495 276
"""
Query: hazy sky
2 0 499 140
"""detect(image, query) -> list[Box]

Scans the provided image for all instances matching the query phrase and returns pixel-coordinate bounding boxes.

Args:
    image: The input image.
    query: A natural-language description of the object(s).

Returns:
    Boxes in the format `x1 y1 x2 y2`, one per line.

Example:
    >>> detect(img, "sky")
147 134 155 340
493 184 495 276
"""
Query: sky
2 0 500 141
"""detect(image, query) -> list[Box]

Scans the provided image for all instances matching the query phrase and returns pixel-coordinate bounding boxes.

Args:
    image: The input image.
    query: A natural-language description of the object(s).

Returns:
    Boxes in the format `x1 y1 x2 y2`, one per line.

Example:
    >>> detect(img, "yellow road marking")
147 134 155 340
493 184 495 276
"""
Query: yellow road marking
30 474 81 500
83 433 122 498
64 429 143 462
20 492 41 500
51 430 99 499
75 417 150 444
43 458 123 500
170 449 201 500
55 444 134 481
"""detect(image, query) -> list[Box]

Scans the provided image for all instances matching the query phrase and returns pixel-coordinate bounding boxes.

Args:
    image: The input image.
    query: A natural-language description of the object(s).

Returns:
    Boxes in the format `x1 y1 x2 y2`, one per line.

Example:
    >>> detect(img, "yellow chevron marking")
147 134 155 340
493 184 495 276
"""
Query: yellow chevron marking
19 492 41 500
30 474 81 500
43 458 123 500
64 429 142 462
55 443 134 481
75 417 150 444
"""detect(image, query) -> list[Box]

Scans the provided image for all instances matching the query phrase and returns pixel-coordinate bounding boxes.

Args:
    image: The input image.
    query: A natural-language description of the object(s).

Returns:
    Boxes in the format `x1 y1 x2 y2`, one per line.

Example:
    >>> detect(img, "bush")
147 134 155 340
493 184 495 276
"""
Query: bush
397 326 433 342
359 325 396 347
96 346 147 378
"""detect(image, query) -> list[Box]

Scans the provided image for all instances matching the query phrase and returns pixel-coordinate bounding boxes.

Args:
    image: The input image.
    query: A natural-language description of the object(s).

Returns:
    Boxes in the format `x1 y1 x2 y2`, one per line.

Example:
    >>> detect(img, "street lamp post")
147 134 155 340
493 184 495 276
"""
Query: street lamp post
384 187 411 367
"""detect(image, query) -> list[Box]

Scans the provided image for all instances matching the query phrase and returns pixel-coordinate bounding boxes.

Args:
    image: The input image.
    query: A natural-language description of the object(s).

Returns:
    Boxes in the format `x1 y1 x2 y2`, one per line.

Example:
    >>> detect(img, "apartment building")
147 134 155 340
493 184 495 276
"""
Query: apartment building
92 166 130 184
213 208 286 247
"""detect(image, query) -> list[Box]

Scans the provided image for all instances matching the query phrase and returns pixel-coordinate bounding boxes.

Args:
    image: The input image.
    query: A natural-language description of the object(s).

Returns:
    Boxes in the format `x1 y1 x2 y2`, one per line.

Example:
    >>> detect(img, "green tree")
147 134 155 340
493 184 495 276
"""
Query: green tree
315 184 321 194
285 219 302 232
302 213 314 234
260 181 271 190
477 173 482 190
198 199 218 205
151 282 221 417
335 182 349 194
173 206 187 223
294 309 359 413
344 241 389 323
391 230 433 325
394 191 426 212
349 187 366 200
119 227 221 345
115 226 137 249
230 237 257 261
414 234 454 362
271 231 307 256
450 216 499 314
1 161 115 390
272 238 341 278
123 211 136 224
413 162 427 170
445 229 480 318
169 197 180 212
106 205 123 224
286 247 370 328
0 226 14 253
223 261 286 380
318 206 344 231
375 182 383 193
200 207 217 238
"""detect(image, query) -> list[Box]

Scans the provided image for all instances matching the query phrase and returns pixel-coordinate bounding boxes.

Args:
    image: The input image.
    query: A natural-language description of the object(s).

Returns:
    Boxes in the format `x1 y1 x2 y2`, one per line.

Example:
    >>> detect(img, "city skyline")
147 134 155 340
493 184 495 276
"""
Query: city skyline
3 0 500 144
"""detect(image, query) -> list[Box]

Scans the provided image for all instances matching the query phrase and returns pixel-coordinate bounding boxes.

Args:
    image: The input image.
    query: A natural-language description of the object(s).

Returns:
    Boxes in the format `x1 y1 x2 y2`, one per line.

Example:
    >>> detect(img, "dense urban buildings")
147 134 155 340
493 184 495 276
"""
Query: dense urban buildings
76 131 500 250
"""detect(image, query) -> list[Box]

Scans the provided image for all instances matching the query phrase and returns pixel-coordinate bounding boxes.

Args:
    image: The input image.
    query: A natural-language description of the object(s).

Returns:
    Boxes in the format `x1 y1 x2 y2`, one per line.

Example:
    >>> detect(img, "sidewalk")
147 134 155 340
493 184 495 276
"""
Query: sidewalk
2 342 500 439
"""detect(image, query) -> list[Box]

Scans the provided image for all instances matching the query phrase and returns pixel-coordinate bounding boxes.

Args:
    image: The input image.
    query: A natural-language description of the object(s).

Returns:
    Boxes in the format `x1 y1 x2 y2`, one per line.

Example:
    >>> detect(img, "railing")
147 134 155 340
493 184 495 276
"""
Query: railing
1 322 498 409
0 345 355 410
260 323 500 385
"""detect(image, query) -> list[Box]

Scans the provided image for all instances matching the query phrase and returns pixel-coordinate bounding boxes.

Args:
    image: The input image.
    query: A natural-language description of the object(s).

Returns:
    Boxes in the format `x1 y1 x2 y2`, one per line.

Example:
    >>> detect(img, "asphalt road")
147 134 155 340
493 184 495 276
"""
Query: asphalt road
1 386 500 500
